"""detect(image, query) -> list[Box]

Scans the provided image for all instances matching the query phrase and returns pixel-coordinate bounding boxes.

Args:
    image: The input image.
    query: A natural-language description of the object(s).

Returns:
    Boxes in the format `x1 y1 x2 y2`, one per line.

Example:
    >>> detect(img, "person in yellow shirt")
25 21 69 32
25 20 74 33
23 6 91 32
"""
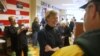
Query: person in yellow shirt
52 45 83 56
52 0 100 56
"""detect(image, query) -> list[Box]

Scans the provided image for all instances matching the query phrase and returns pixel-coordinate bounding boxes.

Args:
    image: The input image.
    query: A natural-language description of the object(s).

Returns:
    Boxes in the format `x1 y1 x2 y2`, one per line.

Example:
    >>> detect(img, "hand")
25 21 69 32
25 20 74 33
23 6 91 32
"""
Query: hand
21 26 27 30
45 45 60 52
52 47 60 51
17 29 21 34
61 36 65 39
17 27 27 34
45 45 52 52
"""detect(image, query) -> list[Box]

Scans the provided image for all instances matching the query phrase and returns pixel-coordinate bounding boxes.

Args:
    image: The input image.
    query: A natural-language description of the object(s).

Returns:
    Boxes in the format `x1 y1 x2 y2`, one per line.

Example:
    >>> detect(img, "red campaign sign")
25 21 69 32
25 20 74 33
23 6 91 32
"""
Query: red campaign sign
0 20 29 26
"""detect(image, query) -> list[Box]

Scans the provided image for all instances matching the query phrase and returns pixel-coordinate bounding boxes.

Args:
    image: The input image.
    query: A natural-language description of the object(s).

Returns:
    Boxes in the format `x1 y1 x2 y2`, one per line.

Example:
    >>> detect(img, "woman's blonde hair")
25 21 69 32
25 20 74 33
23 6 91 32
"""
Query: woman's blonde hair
45 10 57 20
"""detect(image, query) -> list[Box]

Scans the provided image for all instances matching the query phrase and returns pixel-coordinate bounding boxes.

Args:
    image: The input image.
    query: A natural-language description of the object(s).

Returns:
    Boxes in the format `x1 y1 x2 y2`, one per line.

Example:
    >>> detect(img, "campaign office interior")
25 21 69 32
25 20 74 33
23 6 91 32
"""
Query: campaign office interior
0 0 86 56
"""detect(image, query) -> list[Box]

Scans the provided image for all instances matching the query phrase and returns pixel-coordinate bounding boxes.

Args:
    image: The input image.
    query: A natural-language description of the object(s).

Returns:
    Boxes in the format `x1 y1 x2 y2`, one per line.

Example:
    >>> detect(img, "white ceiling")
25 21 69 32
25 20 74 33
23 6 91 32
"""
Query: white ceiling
41 0 88 9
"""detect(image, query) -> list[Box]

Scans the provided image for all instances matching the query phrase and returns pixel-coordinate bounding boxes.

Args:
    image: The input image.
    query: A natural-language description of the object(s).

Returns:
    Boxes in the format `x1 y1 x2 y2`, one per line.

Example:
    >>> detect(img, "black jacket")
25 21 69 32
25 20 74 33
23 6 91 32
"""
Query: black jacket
38 24 63 56
32 21 40 33
18 28 28 49
59 26 71 38
8 25 19 51
69 21 74 32
8 25 28 50
75 29 100 56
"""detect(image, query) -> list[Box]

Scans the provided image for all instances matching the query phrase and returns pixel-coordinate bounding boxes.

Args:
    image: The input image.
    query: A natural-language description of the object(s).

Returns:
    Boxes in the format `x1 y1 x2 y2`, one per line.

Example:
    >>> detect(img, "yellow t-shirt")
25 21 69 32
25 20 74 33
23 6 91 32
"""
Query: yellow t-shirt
52 45 84 56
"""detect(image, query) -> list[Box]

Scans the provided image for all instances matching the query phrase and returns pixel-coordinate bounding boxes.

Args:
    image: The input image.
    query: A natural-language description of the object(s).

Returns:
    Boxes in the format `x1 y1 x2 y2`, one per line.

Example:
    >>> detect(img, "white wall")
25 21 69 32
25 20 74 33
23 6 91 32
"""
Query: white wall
67 9 85 22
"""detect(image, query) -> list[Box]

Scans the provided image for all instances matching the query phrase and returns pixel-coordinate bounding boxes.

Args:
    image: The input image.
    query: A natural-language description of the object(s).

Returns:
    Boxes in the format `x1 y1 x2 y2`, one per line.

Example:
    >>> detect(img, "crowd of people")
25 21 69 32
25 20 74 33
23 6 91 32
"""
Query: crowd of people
37 10 76 56
4 10 75 56
52 0 100 56
2 0 100 56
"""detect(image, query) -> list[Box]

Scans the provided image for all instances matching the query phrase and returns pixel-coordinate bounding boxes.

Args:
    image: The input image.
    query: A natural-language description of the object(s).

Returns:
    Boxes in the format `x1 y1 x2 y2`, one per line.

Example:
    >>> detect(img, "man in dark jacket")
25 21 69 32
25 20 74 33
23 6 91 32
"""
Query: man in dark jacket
8 16 28 56
8 16 19 52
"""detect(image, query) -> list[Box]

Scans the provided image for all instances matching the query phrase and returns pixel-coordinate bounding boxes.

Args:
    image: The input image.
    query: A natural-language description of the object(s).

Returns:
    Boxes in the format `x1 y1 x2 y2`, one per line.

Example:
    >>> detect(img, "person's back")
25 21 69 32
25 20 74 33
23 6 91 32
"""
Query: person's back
52 29 100 56
69 21 74 32
32 17 40 33
32 21 40 32
32 17 40 46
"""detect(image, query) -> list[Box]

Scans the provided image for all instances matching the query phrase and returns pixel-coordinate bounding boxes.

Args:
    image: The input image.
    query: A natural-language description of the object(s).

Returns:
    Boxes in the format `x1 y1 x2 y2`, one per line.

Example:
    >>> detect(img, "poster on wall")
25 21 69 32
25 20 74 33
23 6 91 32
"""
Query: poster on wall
0 0 7 13
16 1 23 9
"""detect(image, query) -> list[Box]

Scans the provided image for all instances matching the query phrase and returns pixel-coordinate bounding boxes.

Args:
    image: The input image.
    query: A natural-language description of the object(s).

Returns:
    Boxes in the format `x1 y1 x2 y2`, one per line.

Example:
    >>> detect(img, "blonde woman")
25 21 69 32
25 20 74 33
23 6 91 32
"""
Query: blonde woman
38 10 63 56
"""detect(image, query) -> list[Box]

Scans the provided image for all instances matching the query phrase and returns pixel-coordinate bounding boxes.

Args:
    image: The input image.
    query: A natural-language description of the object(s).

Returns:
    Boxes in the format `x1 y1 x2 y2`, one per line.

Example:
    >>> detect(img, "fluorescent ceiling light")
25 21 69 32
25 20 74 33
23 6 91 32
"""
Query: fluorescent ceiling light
62 4 75 6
